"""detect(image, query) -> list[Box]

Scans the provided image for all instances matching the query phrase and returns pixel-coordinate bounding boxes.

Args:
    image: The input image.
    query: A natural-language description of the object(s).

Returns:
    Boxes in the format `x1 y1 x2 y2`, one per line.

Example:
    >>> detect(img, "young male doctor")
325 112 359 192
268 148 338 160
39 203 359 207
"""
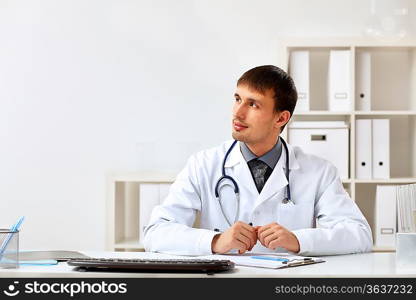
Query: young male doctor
144 65 373 256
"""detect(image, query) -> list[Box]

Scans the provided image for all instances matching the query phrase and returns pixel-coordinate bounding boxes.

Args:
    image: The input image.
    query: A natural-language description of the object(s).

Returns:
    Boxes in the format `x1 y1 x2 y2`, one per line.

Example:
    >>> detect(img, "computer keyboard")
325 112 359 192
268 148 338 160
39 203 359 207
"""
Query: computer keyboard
67 258 235 273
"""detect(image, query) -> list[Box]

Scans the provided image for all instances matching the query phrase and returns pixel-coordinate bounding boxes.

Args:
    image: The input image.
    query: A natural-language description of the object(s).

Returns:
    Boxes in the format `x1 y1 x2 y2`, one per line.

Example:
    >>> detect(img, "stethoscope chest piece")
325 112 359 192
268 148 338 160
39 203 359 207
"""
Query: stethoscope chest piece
282 197 294 205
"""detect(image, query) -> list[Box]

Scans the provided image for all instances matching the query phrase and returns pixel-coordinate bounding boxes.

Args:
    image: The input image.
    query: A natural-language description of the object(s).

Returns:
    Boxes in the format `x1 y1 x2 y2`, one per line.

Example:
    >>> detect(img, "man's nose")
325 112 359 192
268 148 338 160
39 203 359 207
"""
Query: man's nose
233 102 247 119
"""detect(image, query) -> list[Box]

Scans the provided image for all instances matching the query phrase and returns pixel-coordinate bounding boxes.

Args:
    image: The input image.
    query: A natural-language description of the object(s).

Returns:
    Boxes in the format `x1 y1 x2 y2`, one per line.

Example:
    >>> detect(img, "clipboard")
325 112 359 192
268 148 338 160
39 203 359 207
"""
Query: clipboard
279 257 325 268
210 253 325 269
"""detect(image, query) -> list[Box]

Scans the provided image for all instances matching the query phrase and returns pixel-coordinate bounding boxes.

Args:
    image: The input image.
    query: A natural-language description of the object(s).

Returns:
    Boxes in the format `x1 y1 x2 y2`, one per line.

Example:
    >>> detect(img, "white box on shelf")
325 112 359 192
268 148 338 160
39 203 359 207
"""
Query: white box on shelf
356 51 371 111
288 121 349 179
374 185 397 248
328 50 351 111
372 119 390 179
289 50 310 112
356 119 372 179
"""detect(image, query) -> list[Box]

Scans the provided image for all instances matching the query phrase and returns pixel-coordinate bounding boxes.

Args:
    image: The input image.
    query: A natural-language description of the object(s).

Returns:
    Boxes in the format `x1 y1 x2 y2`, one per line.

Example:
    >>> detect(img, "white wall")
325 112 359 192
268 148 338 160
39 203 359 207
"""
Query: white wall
0 0 415 250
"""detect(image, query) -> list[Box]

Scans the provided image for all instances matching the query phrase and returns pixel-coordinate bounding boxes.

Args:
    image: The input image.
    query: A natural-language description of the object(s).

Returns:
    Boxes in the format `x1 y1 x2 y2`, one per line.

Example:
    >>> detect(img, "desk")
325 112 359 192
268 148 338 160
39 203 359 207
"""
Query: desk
1 251 415 278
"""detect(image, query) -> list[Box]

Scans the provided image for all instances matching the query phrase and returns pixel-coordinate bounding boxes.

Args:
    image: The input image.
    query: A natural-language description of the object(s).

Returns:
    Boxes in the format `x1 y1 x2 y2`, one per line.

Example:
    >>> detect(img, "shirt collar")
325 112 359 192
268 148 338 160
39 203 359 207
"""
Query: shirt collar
239 138 283 169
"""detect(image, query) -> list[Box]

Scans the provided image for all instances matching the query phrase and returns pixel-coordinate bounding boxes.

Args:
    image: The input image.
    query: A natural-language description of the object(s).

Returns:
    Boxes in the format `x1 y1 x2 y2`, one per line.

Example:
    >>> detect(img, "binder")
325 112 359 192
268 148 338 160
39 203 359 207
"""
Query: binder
328 50 351 111
356 119 372 179
355 119 373 179
289 51 310 112
374 185 397 248
356 51 371 111
139 184 161 242
372 119 390 179
158 183 171 205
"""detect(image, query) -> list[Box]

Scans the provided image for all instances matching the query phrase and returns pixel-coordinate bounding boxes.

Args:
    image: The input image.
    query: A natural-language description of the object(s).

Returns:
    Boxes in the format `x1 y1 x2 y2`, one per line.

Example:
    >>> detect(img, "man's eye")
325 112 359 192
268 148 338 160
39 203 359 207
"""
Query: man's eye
235 98 241 102
249 102 257 108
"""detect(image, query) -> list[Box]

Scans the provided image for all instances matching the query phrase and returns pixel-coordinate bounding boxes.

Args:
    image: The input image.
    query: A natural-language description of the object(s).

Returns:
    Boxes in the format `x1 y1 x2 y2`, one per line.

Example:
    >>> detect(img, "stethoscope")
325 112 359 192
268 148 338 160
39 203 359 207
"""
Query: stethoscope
214 137 293 228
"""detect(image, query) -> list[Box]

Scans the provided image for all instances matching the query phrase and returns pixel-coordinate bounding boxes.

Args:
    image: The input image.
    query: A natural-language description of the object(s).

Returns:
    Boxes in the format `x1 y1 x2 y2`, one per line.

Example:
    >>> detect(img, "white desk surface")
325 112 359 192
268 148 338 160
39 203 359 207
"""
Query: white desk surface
1 251 415 278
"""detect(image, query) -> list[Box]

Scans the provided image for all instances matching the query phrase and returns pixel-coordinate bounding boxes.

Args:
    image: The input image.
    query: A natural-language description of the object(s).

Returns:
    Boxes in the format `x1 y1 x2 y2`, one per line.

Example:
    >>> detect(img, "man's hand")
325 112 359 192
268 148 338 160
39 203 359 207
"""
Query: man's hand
211 221 257 254
256 222 300 253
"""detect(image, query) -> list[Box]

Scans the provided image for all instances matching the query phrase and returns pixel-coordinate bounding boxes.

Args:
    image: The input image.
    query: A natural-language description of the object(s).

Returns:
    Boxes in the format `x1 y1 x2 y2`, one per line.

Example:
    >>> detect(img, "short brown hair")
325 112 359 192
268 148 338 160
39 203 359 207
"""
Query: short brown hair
237 65 297 131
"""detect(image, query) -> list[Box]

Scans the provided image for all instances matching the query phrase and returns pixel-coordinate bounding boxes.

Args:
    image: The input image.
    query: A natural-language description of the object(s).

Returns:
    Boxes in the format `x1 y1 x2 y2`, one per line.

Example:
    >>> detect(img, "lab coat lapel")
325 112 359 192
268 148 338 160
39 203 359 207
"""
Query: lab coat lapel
253 141 300 209
253 156 288 209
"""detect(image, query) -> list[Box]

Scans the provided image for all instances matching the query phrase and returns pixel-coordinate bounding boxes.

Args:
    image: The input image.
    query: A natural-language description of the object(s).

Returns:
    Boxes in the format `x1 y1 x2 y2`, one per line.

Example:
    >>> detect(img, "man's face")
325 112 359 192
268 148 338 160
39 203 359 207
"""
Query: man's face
232 84 280 145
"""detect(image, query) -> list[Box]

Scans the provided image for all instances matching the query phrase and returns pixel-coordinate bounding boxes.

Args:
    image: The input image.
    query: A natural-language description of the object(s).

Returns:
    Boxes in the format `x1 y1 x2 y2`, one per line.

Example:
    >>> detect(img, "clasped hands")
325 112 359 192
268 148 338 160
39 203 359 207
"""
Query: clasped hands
211 221 300 254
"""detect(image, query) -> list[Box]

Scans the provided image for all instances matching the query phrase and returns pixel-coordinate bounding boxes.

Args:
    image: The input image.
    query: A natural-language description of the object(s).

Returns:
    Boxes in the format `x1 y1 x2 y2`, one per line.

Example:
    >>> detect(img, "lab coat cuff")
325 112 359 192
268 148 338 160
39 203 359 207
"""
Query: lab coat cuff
292 229 313 255
197 229 220 255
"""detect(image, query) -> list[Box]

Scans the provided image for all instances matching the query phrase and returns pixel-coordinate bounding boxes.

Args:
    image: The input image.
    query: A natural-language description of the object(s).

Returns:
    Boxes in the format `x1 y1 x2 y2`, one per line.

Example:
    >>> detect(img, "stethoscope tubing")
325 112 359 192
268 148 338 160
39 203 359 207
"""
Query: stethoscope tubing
214 137 292 228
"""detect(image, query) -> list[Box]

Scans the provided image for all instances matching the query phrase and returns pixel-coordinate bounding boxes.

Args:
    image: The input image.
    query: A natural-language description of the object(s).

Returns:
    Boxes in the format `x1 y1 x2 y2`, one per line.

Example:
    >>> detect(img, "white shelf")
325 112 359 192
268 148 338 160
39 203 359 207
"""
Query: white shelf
354 178 416 184
296 111 416 116
296 111 352 116
372 246 395 253
280 37 416 48
355 111 416 115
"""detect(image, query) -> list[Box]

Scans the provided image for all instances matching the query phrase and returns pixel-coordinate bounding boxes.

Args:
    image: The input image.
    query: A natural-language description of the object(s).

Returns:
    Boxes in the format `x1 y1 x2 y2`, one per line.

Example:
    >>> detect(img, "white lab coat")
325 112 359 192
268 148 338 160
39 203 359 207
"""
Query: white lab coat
144 140 373 256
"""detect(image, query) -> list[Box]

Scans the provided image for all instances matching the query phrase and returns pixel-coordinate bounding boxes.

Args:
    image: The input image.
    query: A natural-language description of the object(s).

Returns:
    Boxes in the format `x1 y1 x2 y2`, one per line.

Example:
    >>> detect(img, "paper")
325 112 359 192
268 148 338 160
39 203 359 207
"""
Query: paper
397 184 416 233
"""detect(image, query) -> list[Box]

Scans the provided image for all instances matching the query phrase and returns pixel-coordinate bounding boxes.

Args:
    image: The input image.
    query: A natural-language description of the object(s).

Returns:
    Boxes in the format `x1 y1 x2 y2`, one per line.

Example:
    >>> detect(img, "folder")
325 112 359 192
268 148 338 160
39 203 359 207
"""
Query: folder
356 51 371 111
372 119 390 179
356 119 372 179
374 185 397 248
289 51 310 112
328 50 351 111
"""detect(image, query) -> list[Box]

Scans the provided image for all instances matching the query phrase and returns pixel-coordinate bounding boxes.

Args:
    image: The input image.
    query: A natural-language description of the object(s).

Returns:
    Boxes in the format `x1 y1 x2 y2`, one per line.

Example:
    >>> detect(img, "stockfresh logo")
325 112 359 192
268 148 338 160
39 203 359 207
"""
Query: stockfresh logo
3 281 20 297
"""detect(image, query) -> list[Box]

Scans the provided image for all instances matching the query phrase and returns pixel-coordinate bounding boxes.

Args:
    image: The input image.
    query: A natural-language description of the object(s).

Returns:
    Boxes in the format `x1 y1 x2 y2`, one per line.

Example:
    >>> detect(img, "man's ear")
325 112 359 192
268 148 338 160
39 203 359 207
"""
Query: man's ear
274 110 291 129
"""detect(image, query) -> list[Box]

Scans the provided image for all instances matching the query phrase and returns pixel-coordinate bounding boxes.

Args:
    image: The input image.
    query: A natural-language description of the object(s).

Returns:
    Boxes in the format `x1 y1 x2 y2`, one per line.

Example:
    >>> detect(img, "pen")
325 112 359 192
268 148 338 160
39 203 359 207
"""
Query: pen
0 216 25 258
250 256 289 262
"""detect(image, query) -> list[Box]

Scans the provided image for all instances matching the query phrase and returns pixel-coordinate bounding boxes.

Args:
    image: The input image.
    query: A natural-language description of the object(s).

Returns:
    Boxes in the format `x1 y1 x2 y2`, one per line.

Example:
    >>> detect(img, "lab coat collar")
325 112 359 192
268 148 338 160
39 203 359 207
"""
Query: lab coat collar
224 139 300 171
284 142 300 171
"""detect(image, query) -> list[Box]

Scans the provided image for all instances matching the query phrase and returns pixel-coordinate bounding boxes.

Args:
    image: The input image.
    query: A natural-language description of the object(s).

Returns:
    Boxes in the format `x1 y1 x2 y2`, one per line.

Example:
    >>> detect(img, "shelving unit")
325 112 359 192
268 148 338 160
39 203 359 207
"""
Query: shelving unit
107 37 416 252
106 172 175 251
279 37 416 252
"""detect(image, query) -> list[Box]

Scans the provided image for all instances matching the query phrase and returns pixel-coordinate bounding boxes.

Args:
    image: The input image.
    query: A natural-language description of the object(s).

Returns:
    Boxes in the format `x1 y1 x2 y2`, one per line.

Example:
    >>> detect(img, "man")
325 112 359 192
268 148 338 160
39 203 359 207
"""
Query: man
144 65 372 256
